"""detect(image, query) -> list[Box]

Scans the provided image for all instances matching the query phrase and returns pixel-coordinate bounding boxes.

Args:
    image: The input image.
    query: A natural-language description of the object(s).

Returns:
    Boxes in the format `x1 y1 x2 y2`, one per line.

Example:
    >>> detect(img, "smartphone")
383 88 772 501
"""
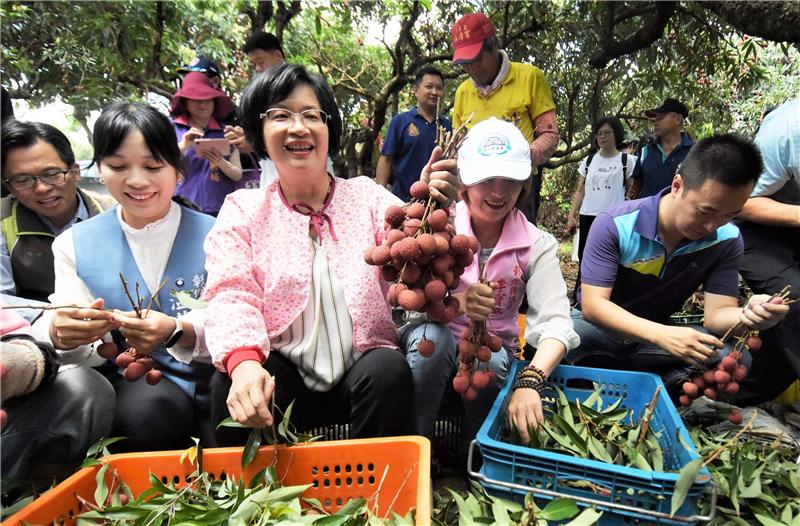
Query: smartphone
194 138 231 156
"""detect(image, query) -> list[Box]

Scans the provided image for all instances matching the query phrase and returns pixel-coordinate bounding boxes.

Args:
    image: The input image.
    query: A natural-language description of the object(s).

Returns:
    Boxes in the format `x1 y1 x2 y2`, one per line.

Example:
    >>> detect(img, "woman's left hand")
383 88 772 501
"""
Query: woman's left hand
112 310 176 355
507 387 545 445
421 146 459 207
198 149 224 166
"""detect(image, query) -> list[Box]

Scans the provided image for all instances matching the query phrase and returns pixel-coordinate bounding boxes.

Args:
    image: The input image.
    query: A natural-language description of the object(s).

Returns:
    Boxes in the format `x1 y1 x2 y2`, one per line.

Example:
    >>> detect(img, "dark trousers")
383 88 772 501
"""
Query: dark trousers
572 214 597 303
108 372 215 452
520 168 543 225
735 221 800 404
2 367 115 482
211 348 413 446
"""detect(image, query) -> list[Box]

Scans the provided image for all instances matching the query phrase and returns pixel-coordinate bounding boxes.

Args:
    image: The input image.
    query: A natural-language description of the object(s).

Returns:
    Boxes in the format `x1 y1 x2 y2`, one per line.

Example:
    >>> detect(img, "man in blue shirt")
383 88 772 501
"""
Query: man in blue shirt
569 134 789 391
735 99 800 404
629 98 694 199
376 66 452 201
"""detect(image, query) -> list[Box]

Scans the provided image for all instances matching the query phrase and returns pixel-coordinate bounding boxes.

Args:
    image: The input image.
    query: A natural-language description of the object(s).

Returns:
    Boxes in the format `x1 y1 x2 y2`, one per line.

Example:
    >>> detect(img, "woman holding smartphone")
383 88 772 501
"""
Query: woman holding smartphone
171 72 242 216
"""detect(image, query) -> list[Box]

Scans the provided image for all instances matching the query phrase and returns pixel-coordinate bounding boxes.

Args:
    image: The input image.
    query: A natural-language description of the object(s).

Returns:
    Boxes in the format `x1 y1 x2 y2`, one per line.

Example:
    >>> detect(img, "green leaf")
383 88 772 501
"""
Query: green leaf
171 290 208 309
540 498 579 521
491 500 512 526
671 458 702 516
312 516 350 526
334 497 367 516
562 507 602 526
94 463 109 507
217 417 250 429
85 436 127 458
241 427 262 469
741 476 762 498
755 513 790 526
586 436 613 464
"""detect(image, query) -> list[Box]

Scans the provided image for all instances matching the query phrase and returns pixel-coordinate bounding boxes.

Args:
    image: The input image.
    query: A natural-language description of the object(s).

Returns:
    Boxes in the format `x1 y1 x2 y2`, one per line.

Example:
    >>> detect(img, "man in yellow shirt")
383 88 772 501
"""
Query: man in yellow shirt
451 13 559 222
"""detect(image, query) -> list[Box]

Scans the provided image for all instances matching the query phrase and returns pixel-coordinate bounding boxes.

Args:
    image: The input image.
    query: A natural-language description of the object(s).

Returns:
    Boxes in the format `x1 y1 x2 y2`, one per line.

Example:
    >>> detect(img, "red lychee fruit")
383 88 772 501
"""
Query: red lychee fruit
424 279 447 302
406 202 426 220
385 206 405 228
145 369 163 385
371 245 391 266
398 289 426 311
427 209 448 231
409 181 429 200
123 362 146 382
745 336 762 350
452 373 470 394
733 366 748 382
721 355 738 372
682 382 699 397
714 370 732 385
471 370 490 390
679 394 693 407
728 411 743 425
417 233 437 257
96 342 119 360
417 339 435 358
116 352 135 368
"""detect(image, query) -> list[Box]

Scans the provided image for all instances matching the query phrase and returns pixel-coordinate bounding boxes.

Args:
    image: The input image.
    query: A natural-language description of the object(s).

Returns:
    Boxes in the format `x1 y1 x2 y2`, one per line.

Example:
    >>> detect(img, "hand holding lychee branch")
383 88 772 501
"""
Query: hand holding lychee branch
720 285 795 343
96 274 169 385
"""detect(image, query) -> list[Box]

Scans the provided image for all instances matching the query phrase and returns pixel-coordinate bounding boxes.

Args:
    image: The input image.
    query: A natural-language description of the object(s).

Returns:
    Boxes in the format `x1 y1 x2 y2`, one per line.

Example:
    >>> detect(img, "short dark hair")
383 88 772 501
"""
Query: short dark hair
243 31 285 57
679 134 763 191
92 102 183 175
593 116 625 150
414 66 444 86
1 119 75 176
240 63 342 159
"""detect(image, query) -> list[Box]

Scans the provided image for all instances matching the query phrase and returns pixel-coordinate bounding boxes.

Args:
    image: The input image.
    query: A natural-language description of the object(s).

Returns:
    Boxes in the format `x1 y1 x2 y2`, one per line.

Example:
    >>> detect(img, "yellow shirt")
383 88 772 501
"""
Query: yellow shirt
453 62 556 143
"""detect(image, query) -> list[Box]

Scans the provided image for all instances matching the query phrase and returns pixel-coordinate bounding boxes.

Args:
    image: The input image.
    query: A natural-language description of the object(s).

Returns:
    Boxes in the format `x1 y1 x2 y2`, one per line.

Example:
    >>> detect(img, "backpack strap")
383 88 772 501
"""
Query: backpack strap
584 152 595 177
621 153 628 189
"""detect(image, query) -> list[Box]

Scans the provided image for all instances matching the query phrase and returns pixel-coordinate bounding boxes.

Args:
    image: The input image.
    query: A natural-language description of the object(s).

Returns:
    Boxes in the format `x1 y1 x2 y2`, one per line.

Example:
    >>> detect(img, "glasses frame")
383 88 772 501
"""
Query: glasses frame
3 168 74 191
259 108 330 127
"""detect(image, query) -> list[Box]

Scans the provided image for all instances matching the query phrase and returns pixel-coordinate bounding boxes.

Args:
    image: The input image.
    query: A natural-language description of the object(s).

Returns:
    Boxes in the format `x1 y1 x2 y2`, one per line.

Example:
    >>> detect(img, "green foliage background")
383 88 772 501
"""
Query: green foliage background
2 0 798 227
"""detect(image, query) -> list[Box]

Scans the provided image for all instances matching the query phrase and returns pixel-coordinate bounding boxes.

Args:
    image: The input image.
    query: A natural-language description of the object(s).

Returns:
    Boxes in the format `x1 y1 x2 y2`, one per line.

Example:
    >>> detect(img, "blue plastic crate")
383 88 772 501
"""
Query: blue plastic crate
470 363 714 525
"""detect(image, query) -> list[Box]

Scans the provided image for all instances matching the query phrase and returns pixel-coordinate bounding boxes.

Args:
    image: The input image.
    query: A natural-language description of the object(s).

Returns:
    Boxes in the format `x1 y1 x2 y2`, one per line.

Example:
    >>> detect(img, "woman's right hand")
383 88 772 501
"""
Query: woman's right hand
49 298 116 350
464 282 497 321
566 214 578 236
179 127 205 152
507 387 545 445
227 360 275 428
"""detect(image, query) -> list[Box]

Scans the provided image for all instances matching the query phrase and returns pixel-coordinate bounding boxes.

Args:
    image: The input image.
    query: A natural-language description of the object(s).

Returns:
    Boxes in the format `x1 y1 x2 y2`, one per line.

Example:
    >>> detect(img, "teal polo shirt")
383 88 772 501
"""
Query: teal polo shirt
580 190 743 324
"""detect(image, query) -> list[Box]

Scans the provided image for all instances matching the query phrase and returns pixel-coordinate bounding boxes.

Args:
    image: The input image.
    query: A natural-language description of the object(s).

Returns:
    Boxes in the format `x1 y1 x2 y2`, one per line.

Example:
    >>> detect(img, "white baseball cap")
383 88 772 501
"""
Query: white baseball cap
457 117 532 186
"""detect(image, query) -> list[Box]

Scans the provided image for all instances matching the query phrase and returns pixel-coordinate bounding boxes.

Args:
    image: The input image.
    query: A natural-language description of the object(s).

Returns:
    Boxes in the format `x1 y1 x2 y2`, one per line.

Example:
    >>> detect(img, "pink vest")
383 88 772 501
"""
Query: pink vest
204 176 401 370
449 201 540 351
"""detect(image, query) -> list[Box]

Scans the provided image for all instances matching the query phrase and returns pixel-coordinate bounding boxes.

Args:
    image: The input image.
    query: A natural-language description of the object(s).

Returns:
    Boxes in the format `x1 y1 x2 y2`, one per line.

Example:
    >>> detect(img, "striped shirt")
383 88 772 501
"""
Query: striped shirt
272 238 356 391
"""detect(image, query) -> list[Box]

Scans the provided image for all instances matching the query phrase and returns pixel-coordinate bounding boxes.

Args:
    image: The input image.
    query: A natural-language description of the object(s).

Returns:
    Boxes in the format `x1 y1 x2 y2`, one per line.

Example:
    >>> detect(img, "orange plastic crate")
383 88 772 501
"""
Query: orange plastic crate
4 436 430 525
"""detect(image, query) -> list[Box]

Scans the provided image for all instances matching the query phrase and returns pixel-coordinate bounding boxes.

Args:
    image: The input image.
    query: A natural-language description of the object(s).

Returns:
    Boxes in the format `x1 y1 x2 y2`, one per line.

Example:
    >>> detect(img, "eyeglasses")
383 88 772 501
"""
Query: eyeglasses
260 108 329 127
3 169 73 190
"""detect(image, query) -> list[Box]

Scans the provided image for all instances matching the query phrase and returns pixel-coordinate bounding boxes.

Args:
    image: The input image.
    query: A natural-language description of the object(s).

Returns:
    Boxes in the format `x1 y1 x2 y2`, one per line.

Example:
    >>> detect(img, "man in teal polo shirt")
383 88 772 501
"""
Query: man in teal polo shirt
629 98 694 199
569 134 789 392
376 66 452 201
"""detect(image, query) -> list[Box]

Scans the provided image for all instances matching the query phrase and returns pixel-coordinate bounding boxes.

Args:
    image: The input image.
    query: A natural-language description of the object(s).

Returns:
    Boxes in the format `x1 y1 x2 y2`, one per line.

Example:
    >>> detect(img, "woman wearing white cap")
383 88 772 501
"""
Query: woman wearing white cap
407 118 579 443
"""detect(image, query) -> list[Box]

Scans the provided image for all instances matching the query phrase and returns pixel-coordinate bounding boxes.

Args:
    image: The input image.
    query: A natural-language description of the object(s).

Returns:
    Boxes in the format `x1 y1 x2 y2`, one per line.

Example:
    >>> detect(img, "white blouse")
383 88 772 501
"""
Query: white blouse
32 202 208 366
271 238 357 391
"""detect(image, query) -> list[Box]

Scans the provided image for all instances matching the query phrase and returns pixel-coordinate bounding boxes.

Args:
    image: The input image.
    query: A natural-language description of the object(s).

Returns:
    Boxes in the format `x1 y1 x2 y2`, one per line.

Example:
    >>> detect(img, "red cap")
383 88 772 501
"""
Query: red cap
451 13 496 64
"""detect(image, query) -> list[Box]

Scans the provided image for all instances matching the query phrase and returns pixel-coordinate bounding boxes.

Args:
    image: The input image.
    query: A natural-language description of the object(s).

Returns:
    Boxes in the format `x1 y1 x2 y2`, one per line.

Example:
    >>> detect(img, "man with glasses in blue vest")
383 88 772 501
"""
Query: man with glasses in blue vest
1 119 108 321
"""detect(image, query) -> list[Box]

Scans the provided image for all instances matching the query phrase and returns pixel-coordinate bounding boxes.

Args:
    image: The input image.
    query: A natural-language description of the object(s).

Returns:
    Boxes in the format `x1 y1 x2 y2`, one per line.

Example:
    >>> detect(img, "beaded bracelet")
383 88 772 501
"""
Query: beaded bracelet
512 376 547 394
513 364 549 393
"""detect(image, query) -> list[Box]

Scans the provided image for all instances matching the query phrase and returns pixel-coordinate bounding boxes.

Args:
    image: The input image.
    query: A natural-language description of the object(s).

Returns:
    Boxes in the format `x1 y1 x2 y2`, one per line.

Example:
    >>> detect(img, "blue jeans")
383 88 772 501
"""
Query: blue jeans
401 322 515 440
567 309 751 389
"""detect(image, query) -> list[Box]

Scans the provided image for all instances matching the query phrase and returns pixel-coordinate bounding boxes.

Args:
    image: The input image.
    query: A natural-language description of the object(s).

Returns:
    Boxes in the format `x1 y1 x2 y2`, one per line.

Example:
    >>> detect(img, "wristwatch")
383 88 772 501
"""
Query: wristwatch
164 317 185 348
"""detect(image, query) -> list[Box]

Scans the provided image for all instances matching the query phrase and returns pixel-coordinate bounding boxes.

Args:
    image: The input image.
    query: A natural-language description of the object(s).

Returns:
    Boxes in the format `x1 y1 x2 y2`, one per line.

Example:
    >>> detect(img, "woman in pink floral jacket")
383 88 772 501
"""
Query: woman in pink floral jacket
204 64 458 441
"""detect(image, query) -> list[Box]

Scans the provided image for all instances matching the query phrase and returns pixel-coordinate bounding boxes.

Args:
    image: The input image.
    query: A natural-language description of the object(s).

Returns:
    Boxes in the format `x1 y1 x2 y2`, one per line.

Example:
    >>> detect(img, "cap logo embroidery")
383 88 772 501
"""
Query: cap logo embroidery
478 134 511 157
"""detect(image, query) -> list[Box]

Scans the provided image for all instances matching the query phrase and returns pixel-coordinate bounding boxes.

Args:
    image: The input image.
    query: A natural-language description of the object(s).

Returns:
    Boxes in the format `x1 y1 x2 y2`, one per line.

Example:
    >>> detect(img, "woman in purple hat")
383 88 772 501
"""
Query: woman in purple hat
170 72 242 216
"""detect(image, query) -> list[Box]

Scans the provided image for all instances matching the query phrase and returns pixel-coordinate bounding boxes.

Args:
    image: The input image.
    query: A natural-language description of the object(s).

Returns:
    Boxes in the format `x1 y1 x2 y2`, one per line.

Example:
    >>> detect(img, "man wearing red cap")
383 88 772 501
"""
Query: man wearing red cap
450 13 559 222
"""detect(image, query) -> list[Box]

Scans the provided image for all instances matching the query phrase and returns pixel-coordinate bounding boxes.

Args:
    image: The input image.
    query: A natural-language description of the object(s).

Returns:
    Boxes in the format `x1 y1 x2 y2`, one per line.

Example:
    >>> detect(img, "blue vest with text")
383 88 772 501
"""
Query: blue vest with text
72 205 215 403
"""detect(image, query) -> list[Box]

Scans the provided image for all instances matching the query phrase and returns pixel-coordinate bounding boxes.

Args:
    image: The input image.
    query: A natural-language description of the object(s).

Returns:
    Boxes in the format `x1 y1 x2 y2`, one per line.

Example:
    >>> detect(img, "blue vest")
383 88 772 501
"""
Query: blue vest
72 205 216 404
